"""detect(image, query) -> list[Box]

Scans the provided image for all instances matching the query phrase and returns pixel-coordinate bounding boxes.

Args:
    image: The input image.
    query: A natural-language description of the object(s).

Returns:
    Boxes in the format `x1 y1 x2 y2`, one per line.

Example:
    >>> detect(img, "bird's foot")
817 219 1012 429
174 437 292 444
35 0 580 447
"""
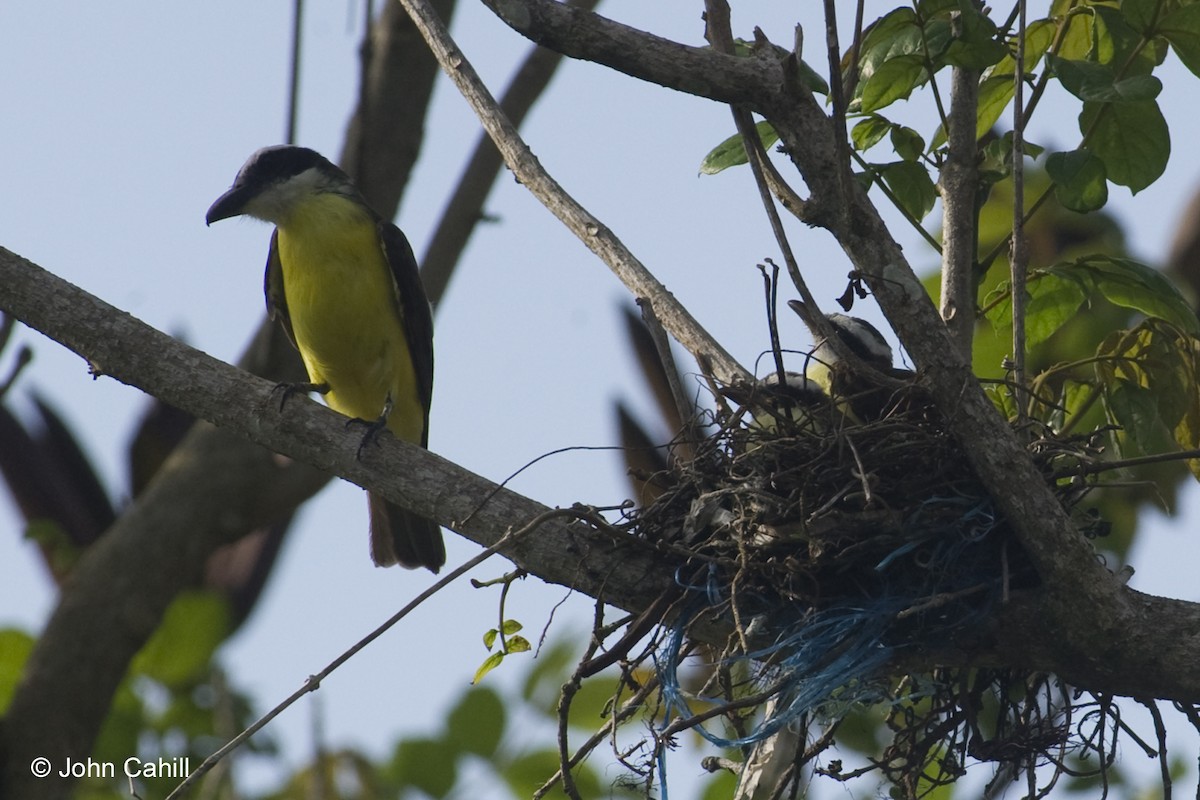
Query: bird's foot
346 414 389 460
271 381 330 412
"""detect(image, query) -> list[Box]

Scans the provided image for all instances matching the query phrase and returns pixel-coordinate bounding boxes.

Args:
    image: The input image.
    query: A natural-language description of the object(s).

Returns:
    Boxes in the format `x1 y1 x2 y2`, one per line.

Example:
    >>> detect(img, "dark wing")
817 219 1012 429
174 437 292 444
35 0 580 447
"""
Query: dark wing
378 221 435 445
263 228 298 350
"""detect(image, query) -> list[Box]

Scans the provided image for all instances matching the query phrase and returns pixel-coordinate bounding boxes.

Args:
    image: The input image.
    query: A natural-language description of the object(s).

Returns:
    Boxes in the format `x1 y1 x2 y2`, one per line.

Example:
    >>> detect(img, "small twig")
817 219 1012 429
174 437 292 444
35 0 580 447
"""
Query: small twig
845 435 872 505
533 673 661 799
1139 698 1172 800
285 0 305 144
703 0 866 393
555 602 607 800
1010 0 1030 423
852 150 944 253
1049 448 1200 480
895 584 989 621
759 261 787 383
163 516 553 800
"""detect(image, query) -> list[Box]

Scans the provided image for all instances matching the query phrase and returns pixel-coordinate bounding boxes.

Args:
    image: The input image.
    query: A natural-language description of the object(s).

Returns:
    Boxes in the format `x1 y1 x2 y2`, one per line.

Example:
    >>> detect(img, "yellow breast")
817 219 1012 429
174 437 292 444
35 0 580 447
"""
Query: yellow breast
275 196 424 443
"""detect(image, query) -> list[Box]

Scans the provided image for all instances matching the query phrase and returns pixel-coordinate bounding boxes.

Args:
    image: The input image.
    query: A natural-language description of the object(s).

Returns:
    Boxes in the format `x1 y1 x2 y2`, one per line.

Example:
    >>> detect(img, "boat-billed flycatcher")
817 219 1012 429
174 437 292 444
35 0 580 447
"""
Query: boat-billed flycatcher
206 145 444 572
788 301 912 423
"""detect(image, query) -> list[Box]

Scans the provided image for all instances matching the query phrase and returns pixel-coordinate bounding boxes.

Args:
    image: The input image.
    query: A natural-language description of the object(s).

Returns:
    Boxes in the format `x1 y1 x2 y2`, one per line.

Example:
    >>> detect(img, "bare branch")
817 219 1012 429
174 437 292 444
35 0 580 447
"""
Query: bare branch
398 0 749 384
421 0 602 306
938 13 980 357
1010 0 1030 420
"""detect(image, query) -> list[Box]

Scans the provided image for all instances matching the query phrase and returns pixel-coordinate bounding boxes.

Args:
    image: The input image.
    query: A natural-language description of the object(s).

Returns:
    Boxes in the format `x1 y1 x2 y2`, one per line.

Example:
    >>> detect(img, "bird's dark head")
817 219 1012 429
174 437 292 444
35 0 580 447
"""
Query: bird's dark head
206 145 356 226
787 300 895 370
824 313 894 369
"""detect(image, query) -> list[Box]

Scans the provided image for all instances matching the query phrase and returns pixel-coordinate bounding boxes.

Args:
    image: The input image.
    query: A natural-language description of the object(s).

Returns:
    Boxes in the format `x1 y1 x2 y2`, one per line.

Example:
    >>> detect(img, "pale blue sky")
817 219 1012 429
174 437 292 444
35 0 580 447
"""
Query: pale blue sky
2 1 1199 795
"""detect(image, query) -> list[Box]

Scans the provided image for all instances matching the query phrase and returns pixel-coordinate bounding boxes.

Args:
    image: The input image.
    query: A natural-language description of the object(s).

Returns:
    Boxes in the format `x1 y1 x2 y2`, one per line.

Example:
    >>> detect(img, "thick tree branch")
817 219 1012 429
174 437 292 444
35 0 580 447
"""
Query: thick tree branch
939 59 980 357
476 0 1140 674
3 238 1200 800
0 247 673 799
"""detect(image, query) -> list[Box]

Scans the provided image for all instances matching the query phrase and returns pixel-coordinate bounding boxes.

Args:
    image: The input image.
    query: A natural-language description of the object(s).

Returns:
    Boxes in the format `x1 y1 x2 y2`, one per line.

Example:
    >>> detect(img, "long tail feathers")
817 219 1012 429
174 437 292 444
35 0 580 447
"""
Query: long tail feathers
367 492 445 572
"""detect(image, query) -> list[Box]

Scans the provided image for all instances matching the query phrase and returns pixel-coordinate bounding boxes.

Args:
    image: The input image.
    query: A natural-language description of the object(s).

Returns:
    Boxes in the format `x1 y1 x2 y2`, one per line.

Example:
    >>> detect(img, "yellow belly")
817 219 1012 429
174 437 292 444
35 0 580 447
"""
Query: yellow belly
276 212 424 444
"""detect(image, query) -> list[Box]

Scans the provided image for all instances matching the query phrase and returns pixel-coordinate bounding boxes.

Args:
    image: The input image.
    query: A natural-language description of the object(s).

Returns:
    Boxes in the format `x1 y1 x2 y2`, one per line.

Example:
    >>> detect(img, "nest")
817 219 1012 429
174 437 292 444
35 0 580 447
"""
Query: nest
618 377 1108 791
631 384 1047 632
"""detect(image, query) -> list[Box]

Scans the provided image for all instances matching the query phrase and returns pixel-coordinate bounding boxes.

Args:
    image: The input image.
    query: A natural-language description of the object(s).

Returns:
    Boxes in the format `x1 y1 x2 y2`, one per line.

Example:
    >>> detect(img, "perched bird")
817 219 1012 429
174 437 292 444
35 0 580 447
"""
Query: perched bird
723 370 833 434
788 301 914 424
206 145 444 572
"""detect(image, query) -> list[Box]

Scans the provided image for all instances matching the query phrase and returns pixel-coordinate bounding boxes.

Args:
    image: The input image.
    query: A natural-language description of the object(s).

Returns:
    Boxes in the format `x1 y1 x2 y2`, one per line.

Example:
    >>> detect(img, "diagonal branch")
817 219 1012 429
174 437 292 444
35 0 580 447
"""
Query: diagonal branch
397 0 749 384
421 0 602 305
0 247 673 800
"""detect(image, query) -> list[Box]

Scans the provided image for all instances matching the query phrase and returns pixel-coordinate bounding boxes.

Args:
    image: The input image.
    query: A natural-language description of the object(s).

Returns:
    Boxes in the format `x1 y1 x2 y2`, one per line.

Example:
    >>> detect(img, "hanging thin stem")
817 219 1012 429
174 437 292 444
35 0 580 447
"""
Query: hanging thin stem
1010 0 1029 423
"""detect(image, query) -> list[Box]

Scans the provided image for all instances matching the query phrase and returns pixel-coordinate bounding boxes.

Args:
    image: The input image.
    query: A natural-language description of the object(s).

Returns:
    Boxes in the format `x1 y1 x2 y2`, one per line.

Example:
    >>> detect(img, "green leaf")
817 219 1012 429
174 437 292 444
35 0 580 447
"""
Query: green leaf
1160 3 1200 77
1080 100 1170 193
860 54 926 112
1105 381 1175 457
392 737 458 796
1048 54 1107 99
990 18 1058 77
520 638 576 705
917 0 957 18
858 8 921 85
921 18 955 62
1070 256 1200 334
877 160 937 220
1172 333 1200 479
1058 7 1105 62
506 635 532 654
500 618 524 636
483 628 498 650
1108 73 1162 102
1055 379 1097 434
984 271 1089 349
446 686 506 757
851 115 893 151
473 651 505 684
1094 4 1164 72
1123 0 1166 35
1046 148 1109 212
0 629 35 711
941 5 1007 69
503 749 606 800
1026 274 1089 348
133 591 230 687
795 59 832 96
969 74 1016 141
1122 0 1158 34
890 125 925 161
1097 321 1200 472
1051 54 1163 102
698 121 780 175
